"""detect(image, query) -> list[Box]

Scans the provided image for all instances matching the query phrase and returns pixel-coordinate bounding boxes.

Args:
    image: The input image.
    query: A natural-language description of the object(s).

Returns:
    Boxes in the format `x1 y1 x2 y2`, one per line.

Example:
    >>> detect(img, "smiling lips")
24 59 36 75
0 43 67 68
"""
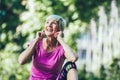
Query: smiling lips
46 28 53 32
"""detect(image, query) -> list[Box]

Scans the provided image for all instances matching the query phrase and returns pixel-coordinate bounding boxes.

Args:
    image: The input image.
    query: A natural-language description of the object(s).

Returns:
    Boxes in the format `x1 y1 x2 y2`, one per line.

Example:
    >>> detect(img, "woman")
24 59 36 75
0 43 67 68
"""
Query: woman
18 14 78 80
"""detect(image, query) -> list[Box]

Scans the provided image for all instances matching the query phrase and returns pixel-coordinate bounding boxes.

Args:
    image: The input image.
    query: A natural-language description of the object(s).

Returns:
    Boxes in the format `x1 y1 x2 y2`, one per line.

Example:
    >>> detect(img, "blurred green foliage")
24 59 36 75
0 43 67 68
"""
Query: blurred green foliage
78 58 120 80
0 0 120 80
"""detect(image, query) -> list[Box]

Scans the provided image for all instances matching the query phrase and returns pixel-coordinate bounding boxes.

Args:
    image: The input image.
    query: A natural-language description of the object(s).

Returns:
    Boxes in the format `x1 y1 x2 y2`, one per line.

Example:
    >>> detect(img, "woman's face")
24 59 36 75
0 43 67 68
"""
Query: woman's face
45 18 59 37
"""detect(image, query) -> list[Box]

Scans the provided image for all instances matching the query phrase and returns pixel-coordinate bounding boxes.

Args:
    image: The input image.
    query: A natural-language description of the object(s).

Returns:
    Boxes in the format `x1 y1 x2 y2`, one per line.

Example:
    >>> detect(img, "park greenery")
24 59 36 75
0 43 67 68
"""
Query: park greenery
0 0 120 80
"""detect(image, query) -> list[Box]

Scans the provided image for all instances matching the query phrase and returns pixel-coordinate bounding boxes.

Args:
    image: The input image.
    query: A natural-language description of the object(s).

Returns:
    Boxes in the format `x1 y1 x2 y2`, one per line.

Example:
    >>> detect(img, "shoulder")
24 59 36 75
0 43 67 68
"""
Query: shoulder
34 39 43 49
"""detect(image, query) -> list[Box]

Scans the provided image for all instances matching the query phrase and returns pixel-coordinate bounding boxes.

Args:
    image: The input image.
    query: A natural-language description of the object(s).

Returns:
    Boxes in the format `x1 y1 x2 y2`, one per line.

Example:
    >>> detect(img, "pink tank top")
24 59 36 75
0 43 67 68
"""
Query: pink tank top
29 40 65 80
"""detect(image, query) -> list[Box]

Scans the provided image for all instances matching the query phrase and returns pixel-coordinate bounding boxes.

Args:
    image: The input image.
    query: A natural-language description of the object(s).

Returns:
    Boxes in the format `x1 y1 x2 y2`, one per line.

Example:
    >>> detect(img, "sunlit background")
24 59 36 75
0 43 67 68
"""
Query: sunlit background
0 0 120 80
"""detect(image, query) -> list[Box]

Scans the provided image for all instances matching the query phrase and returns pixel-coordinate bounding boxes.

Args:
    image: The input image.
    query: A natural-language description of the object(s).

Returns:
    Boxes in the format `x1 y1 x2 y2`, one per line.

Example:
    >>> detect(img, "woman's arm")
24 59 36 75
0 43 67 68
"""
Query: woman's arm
18 31 44 65
57 32 78 62
18 39 38 65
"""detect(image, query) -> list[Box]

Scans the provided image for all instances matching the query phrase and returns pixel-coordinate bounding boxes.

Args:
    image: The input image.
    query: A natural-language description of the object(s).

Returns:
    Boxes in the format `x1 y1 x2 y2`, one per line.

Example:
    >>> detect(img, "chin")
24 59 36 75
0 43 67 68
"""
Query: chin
45 32 53 36
46 33 53 37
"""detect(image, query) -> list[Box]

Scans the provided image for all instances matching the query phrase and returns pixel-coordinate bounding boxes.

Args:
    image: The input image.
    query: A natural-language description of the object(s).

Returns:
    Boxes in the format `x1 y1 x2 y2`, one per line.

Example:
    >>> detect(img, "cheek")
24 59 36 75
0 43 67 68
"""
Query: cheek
53 26 59 31
53 28 58 33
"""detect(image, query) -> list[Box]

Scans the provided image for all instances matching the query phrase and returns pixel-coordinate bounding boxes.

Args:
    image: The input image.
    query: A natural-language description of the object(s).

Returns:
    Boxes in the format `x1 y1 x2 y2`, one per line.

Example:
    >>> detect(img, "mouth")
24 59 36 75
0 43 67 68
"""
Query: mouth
46 28 53 32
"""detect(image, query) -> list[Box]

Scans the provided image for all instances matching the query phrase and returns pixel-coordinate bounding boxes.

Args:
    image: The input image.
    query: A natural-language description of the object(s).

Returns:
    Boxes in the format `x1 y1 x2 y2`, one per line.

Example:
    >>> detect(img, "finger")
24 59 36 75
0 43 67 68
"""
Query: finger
36 31 42 37
59 31 64 37
41 30 45 37
54 32 59 38
38 31 42 37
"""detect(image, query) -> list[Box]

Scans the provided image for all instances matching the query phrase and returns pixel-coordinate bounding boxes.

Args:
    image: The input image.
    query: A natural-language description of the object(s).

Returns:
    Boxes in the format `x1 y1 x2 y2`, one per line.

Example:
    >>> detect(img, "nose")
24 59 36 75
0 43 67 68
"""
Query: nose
48 22 52 27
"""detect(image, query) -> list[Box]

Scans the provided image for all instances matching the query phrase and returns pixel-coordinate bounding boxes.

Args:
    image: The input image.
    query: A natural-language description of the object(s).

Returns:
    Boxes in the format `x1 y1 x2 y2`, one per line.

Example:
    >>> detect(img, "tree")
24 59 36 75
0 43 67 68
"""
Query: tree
0 0 117 80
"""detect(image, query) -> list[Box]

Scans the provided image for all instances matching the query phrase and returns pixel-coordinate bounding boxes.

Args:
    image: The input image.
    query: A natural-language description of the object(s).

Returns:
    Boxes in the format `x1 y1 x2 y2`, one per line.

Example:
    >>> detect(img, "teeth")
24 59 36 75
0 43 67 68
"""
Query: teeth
47 28 52 32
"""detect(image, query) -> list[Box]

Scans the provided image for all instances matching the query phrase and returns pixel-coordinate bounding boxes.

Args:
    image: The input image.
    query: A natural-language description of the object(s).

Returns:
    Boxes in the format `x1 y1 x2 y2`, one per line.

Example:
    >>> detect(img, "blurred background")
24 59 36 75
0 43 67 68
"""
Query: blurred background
0 0 120 80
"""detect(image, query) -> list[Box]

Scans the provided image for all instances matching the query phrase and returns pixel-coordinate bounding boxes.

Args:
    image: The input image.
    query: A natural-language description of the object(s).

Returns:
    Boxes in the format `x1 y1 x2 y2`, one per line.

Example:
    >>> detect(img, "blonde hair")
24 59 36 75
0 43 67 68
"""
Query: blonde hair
46 14 66 31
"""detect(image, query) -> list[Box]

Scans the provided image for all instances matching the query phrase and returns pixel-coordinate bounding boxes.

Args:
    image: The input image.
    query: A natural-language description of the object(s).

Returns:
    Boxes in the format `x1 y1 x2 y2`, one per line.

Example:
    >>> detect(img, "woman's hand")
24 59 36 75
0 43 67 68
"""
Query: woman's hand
54 31 64 41
35 30 45 41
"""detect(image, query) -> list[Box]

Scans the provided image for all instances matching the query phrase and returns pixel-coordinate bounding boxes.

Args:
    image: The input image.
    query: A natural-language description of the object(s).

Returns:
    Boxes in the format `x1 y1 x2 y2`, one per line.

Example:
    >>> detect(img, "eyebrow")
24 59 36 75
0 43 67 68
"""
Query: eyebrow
46 20 58 23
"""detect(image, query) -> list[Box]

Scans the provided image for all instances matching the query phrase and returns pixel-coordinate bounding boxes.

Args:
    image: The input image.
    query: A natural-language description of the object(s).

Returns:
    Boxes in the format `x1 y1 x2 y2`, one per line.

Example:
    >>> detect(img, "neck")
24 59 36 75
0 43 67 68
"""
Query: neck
46 37 58 47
